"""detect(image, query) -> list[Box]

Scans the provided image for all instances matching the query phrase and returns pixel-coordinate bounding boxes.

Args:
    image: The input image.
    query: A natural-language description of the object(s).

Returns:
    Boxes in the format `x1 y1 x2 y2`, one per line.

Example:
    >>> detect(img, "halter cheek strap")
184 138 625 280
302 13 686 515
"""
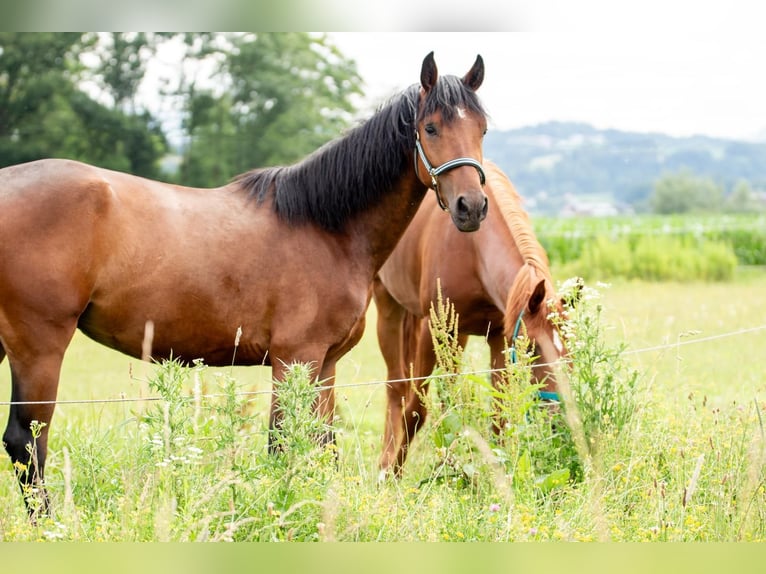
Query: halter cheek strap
508 308 525 365
508 308 560 403
414 131 486 212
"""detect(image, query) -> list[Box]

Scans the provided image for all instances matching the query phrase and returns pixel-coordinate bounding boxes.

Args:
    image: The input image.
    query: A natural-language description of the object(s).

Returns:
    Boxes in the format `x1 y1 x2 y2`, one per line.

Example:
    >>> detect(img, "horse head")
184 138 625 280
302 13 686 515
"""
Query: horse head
414 52 488 232
506 266 582 398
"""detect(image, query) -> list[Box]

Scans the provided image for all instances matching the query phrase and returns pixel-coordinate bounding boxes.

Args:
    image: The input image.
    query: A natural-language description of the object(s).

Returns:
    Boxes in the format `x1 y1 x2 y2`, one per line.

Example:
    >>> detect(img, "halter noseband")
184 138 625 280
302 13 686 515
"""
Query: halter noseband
508 308 560 402
414 131 486 212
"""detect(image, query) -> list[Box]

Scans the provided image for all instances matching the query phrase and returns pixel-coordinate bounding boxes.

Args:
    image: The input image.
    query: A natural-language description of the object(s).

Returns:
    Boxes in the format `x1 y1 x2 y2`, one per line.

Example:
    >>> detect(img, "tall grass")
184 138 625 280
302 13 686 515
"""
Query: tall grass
536 213 766 270
558 234 739 282
1 275 765 541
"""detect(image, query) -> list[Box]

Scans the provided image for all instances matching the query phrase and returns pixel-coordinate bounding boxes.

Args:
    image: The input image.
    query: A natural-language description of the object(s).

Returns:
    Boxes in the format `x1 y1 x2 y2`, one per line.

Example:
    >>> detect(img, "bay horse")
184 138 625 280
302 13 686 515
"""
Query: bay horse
0 52 489 517
374 160 569 477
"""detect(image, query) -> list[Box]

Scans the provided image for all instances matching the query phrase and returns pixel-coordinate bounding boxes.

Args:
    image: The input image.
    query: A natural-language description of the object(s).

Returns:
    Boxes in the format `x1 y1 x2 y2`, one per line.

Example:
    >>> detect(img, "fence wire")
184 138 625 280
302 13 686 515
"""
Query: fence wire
1 323 764 408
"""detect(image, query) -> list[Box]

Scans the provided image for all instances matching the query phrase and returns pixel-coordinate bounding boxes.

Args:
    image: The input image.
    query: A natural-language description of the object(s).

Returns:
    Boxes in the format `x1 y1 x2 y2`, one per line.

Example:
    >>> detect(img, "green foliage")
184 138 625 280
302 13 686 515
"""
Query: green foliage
264 363 339 540
554 281 639 453
536 213 765 271
423 286 487 487
423 285 579 494
727 180 762 213
93 33 172 111
179 33 362 186
489 335 581 492
416 279 641 510
3 278 766 541
0 33 168 176
4 359 338 541
559 234 739 282
1 32 361 182
650 169 724 214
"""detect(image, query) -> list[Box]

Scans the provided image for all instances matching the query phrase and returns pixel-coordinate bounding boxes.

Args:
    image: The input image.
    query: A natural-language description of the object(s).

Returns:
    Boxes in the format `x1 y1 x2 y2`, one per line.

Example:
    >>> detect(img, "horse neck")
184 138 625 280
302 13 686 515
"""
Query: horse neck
474 207 526 313
346 170 427 273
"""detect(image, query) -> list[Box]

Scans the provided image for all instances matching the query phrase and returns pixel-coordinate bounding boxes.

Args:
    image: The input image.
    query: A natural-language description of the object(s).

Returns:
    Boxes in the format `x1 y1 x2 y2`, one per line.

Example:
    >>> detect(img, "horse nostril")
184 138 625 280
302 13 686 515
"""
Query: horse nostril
481 195 489 218
456 195 469 215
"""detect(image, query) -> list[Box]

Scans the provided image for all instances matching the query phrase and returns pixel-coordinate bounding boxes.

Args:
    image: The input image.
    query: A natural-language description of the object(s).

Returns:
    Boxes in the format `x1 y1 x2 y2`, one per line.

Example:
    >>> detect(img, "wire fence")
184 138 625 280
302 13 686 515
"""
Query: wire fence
1 323 764 408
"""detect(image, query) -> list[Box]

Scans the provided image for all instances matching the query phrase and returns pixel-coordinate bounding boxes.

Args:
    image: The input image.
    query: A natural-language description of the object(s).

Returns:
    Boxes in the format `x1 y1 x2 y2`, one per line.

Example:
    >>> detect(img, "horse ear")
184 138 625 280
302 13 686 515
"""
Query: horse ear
462 54 484 91
527 279 547 315
421 51 438 92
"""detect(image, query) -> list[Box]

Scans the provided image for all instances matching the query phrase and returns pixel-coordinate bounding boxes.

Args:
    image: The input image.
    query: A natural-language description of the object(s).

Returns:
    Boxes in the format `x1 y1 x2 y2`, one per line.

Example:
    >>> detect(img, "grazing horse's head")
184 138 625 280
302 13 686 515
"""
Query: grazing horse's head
414 52 489 232
505 264 580 398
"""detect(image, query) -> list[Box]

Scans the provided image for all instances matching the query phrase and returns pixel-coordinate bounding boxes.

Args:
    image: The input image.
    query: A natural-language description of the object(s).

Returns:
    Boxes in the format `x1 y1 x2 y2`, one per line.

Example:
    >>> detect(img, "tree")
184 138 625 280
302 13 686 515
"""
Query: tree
726 179 762 213
179 33 362 187
94 33 174 113
649 169 724 214
0 33 85 165
0 33 168 176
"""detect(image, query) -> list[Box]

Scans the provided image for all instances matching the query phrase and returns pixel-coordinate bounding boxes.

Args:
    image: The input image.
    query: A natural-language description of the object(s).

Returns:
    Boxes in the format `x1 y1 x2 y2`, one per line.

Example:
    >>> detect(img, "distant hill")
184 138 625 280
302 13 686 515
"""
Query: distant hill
483 122 766 215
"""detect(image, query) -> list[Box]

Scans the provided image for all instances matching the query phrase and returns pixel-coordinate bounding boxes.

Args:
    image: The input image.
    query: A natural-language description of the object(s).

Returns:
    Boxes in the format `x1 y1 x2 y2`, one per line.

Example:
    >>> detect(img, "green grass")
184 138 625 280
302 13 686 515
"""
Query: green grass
1 269 766 541
535 213 766 266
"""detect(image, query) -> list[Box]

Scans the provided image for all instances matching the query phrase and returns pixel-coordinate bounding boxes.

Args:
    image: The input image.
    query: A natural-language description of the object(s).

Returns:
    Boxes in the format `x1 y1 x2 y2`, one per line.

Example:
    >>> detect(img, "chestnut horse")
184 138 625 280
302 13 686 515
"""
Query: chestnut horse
0 52 489 516
374 160 568 477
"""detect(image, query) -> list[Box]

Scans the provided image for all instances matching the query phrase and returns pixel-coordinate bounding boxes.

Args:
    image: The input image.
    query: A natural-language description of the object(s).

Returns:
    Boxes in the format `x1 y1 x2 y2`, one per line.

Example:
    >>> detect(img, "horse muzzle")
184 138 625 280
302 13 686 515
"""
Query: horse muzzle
450 191 488 232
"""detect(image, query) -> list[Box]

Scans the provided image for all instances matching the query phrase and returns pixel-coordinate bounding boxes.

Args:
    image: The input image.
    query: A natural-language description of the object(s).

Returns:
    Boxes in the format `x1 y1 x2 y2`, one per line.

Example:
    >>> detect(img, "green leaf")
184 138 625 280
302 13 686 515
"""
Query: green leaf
535 468 571 494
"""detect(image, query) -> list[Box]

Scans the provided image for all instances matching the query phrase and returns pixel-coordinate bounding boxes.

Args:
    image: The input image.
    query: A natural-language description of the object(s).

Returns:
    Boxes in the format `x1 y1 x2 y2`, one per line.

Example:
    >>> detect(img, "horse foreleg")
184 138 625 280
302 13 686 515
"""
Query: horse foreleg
268 350 323 453
267 322 364 453
315 360 338 448
3 350 67 520
488 332 508 435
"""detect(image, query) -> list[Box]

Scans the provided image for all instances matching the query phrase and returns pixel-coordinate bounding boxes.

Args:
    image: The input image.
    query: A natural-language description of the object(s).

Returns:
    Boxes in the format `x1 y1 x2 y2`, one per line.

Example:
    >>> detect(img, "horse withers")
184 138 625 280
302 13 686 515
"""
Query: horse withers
374 160 571 477
0 51 489 518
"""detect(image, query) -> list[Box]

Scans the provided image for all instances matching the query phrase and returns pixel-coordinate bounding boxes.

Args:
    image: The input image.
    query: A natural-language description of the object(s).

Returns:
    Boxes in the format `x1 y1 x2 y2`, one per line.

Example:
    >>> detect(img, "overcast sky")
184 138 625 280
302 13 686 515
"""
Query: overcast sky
328 32 766 142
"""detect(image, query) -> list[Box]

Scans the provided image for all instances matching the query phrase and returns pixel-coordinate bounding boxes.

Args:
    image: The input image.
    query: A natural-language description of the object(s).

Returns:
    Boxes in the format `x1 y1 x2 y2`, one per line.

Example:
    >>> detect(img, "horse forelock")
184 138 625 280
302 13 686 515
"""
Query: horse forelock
418 74 488 124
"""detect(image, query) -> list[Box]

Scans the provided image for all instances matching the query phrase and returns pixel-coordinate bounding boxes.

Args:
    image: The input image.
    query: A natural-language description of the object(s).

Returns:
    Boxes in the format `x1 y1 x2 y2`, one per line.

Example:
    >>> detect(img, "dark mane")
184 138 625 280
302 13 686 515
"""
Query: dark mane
234 75 487 232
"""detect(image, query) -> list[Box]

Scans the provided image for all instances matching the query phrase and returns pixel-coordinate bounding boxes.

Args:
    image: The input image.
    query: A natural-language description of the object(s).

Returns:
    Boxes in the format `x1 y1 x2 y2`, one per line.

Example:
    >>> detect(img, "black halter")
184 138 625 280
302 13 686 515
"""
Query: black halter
414 131 486 211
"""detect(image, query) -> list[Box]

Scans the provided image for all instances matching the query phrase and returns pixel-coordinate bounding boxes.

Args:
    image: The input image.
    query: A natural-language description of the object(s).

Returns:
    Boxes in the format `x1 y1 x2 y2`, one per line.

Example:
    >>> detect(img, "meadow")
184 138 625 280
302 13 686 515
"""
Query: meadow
1 231 765 541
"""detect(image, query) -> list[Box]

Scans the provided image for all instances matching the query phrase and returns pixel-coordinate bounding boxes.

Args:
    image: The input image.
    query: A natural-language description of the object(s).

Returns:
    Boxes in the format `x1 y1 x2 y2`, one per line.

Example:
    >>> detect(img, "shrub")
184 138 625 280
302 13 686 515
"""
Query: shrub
560 234 738 282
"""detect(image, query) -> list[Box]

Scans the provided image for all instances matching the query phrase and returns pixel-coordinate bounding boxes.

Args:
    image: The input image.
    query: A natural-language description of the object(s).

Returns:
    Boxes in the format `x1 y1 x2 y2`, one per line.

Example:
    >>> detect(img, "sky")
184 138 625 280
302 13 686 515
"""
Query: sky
327 32 766 142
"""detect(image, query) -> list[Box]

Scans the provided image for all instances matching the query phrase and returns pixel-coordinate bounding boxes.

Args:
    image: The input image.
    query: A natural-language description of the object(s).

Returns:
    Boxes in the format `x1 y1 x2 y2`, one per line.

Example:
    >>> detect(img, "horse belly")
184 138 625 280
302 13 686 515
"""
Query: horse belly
77 290 272 367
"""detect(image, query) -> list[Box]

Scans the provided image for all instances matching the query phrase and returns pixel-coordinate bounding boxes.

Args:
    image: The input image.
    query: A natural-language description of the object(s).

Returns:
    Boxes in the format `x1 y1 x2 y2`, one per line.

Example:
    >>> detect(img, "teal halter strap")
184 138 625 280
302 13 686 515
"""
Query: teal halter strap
508 308 559 403
508 308 524 364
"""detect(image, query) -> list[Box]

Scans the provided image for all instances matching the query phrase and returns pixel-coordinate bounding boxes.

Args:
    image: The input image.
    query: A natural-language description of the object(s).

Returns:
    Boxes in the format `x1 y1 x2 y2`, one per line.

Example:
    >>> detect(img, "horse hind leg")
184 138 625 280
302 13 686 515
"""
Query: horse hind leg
373 279 417 478
393 318 437 475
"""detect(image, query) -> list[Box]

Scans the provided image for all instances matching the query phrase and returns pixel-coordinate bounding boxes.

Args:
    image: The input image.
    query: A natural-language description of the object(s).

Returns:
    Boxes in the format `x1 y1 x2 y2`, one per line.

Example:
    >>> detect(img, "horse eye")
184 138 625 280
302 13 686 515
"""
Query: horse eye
424 123 438 136
482 128 488 136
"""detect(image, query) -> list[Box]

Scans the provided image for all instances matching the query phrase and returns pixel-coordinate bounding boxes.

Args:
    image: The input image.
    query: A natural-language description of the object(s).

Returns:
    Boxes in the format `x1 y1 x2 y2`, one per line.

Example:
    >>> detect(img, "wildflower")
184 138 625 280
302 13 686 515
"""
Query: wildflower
489 503 501 513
